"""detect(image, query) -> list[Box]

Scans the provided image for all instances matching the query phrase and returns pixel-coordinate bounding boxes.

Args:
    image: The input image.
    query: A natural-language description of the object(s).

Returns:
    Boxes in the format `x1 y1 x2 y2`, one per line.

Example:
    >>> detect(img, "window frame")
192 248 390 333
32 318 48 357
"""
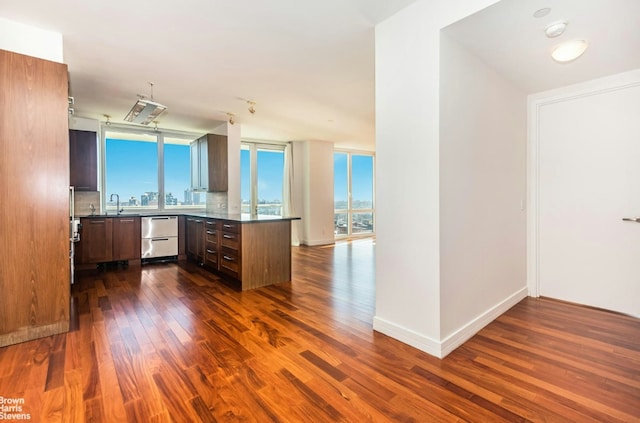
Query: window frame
334 149 376 238
241 140 287 216
100 124 202 214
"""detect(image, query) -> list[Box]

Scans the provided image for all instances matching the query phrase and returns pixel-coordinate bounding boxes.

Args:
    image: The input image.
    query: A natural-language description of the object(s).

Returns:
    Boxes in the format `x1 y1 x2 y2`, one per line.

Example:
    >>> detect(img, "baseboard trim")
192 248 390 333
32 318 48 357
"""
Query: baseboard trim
373 287 528 359
300 238 335 247
373 317 443 358
440 286 528 357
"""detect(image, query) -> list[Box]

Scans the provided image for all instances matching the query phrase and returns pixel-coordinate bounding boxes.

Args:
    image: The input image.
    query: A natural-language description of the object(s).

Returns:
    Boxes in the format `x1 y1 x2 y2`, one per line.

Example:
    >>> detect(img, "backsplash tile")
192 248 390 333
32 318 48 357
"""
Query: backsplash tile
74 191 100 216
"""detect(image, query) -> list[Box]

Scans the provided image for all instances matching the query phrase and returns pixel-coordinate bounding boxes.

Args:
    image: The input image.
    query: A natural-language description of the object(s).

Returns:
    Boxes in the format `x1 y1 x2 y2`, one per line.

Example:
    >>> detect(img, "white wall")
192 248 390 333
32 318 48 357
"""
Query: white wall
374 0 502 357
292 140 335 246
439 35 527 352
0 17 63 62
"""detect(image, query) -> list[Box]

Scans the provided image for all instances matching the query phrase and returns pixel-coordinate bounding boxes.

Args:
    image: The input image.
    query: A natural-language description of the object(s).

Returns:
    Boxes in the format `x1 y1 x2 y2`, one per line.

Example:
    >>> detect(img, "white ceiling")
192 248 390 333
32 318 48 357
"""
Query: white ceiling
1 0 418 149
444 0 640 93
2 0 638 149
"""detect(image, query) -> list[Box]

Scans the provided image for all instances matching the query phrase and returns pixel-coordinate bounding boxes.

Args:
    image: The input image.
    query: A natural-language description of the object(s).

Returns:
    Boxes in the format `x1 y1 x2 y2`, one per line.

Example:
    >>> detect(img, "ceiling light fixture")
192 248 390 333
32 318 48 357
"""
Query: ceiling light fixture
124 82 167 125
545 20 568 38
227 112 235 125
551 39 588 63
104 114 112 126
533 7 551 18
247 100 256 114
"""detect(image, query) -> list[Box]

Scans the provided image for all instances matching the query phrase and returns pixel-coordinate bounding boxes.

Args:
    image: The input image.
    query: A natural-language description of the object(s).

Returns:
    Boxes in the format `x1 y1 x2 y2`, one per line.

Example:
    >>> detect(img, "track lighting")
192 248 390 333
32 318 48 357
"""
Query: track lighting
124 82 167 125
247 100 256 114
227 112 235 125
104 114 111 126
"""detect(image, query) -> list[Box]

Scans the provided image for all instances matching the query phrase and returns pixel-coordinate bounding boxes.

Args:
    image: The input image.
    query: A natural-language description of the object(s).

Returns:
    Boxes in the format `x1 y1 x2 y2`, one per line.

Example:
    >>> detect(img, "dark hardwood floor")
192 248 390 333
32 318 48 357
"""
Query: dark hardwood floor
0 238 638 422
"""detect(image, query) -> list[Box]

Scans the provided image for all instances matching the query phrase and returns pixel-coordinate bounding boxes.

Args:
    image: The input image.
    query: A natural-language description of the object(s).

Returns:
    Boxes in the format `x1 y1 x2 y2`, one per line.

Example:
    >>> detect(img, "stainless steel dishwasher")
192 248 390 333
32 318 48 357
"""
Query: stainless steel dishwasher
141 216 178 261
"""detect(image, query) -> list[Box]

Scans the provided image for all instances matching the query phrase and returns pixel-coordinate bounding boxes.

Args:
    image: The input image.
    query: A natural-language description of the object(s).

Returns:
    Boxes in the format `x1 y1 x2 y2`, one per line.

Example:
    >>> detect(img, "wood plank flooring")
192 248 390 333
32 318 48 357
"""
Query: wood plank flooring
0 238 638 422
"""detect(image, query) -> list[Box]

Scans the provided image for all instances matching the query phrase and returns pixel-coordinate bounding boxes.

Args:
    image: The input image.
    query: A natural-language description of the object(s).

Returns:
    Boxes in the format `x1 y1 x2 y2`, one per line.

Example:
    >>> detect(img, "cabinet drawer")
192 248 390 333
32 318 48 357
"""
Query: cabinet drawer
220 231 240 250
205 228 218 243
220 249 239 278
204 245 218 267
220 221 240 233
141 237 178 258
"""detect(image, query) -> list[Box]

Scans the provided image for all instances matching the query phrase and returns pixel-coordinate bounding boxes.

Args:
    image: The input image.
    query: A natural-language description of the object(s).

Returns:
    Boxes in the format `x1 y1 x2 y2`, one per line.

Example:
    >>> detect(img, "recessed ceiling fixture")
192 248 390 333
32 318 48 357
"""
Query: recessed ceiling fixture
533 7 551 18
551 39 588 63
124 82 167 125
545 20 568 38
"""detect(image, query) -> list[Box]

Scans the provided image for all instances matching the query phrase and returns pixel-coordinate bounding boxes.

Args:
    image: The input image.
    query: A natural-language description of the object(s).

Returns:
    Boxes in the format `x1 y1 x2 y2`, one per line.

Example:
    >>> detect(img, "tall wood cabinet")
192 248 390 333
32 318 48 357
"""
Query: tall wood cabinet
0 49 70 346
190 134 228 192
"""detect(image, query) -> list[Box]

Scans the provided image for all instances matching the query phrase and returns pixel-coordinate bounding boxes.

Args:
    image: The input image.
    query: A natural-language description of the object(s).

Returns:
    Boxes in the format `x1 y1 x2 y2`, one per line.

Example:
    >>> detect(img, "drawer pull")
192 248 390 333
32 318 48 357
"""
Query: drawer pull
119 219 134 222
151 217 170 220
223 255 234 261
194 219 202 223
151 238 169 242
90 220 105 224
206 249 216 254
206 230 216 235
223 234 234 239
223 224 233 228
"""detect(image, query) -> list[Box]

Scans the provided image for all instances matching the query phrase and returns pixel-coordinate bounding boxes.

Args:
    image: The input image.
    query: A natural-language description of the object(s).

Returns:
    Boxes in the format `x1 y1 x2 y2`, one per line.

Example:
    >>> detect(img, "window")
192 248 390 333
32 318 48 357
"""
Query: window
241 142 286 216
104 129 202 213
334 151 375 237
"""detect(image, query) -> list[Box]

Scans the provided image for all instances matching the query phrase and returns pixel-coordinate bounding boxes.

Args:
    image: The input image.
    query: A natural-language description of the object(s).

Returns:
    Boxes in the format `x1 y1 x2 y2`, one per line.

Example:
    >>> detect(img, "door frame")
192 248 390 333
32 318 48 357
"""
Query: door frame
527 69 640 297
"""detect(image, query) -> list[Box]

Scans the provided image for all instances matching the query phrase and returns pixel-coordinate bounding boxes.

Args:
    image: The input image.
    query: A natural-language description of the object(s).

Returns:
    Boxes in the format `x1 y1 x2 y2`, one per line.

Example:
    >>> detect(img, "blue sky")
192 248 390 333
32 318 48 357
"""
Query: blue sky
334 153 374 205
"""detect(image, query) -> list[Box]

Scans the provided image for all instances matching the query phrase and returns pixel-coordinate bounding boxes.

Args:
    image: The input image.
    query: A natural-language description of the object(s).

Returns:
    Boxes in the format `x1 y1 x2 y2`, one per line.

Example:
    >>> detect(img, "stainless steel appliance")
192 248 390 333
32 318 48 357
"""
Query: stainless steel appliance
141 216 178 261
69 186 81 284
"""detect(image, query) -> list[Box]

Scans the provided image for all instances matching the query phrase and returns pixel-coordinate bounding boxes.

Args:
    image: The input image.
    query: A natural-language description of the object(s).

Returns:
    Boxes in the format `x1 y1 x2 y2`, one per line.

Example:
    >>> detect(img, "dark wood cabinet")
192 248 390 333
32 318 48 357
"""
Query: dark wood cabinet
190 134 228 192
113 217 141 261
186 217 204 262
185 216 293 290
203 219 220 269
69 129 97 191
77 216 141 265
78 218 113 264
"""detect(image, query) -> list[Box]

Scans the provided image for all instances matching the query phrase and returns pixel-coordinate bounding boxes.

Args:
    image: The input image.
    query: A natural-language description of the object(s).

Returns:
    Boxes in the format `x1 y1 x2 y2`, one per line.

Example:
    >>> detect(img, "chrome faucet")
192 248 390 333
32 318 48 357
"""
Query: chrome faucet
110 193 122 215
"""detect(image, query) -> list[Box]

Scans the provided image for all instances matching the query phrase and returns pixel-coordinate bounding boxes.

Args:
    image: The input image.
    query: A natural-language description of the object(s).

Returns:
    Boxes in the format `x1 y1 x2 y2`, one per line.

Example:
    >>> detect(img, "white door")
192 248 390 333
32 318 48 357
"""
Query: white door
537 83 640 318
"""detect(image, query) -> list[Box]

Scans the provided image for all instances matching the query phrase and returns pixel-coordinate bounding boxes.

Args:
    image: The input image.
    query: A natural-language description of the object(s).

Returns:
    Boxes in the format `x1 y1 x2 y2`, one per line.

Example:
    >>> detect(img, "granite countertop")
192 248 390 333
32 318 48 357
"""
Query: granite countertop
80 212 300 223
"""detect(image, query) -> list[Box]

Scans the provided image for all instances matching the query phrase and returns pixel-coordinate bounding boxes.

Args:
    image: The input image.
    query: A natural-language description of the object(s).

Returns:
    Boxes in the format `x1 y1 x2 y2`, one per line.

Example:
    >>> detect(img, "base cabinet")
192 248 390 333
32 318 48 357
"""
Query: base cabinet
186 217 292 290
77 217 141 265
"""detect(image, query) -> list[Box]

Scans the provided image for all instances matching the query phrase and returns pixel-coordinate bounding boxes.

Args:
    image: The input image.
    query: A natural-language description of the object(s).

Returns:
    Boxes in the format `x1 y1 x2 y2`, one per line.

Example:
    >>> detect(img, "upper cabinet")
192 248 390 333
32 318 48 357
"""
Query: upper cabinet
190 134 228 192
69 129 97 191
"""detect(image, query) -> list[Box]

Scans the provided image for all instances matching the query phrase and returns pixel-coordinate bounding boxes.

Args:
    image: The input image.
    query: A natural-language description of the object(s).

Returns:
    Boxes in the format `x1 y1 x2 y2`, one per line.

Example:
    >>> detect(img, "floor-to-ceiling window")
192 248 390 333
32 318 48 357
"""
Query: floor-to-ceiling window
334 151 375 237
241 142 286 215
103 128 202 213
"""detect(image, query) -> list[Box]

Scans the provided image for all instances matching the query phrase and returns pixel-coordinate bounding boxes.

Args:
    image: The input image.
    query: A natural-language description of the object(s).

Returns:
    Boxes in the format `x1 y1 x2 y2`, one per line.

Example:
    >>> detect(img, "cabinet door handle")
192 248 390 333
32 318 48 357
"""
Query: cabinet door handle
90 220 105 224
119 219 134 222
223 255 234 261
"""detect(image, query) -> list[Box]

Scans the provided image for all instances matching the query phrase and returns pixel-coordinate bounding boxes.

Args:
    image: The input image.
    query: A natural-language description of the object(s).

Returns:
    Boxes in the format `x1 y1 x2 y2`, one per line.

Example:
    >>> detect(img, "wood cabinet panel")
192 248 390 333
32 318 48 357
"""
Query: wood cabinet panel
78 218 113 263
0 49 70 346
69 129 97 191
190 134 228 192
186 217 204 262
113 217 141 261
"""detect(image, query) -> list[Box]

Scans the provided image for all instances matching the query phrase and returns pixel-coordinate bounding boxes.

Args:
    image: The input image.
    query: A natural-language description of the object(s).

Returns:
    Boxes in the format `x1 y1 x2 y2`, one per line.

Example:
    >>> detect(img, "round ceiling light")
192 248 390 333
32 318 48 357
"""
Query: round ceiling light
545 20 568 38
533 8 551 18
551 39 588 63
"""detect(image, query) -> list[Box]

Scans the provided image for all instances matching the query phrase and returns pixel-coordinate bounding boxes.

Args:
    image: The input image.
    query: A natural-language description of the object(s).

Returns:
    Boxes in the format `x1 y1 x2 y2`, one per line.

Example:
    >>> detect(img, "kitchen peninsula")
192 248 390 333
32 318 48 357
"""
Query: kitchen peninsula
77 212 299 291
